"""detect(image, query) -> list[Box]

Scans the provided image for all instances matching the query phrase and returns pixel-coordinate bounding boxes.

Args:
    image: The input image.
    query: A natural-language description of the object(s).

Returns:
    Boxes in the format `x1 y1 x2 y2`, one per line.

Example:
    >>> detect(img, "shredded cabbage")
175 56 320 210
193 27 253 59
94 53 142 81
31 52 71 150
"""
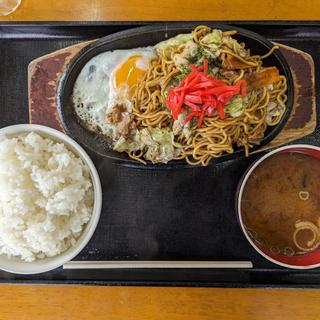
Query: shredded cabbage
113 131 143 153
223 36 248 58
266 101 284 125
201 29 223 46
224 97 245 117
155 34 193 52
172 112 192 139
113 128 182 164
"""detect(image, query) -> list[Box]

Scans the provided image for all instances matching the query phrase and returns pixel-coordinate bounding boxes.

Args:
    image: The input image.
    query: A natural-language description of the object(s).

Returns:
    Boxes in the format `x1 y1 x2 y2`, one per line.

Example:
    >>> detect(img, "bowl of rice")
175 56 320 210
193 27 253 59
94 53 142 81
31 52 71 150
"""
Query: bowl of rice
0 124 102 274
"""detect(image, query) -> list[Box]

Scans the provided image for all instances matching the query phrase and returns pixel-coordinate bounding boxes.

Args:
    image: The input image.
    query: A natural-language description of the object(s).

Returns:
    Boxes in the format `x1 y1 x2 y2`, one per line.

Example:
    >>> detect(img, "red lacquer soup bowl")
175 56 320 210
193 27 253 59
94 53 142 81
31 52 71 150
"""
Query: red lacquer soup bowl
236 144 320 269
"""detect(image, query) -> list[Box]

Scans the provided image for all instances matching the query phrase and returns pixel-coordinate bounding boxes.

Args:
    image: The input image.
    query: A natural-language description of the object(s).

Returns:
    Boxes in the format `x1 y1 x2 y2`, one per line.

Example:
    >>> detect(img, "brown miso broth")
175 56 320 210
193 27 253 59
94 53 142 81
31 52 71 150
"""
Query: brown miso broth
241 152 320 255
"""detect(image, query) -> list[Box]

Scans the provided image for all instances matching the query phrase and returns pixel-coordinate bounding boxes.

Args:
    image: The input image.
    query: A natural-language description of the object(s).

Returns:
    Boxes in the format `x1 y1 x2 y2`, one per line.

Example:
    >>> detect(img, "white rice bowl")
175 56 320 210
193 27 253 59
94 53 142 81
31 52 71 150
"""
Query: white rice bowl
0 124 102 274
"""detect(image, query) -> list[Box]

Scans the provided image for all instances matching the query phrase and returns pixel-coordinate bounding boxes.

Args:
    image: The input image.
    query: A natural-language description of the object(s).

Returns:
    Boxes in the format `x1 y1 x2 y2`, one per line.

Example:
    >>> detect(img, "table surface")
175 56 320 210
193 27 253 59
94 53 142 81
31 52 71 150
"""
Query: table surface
1 1 320 319
0 0 319 21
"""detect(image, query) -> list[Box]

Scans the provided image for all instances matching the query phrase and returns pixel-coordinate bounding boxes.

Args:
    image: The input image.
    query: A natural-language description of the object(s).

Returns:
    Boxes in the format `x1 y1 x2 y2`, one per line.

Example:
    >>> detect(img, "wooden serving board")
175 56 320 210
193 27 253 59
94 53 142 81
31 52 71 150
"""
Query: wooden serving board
28 41 316 152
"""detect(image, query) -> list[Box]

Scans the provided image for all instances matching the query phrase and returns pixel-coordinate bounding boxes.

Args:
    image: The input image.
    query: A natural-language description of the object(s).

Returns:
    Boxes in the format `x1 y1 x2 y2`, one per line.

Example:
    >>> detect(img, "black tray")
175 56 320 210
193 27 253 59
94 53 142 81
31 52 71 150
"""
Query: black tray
0 21 319 288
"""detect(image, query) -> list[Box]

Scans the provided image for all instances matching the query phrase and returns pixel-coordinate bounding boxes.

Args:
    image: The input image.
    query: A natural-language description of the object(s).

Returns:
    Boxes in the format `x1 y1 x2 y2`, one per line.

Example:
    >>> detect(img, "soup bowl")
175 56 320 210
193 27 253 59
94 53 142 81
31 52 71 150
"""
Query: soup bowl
236 144 320 269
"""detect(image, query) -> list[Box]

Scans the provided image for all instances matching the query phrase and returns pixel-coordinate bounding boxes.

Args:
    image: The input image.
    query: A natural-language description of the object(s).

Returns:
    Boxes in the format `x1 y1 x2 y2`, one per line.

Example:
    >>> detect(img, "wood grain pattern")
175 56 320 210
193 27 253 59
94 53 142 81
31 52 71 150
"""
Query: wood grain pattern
0 0 320 21
1 285 320 320
28 41 93 131
28 40 316 151
256 42 316 151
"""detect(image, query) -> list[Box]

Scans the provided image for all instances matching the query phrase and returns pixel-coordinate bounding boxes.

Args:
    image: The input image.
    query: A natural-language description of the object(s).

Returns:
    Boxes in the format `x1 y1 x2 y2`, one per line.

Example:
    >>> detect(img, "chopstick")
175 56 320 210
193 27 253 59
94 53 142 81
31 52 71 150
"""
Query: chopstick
63 261 253 269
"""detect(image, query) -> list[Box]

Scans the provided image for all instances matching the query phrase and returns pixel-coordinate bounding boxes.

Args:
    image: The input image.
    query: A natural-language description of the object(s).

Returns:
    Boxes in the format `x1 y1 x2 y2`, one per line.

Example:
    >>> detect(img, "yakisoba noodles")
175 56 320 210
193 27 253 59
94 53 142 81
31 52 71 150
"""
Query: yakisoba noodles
72 26 288 165
131 26 287 165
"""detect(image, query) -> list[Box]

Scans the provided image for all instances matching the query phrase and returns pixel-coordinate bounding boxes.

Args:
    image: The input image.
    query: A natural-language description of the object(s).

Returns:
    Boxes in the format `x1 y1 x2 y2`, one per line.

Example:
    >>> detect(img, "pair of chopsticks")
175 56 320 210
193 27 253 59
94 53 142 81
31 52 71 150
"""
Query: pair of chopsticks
63 261 253 269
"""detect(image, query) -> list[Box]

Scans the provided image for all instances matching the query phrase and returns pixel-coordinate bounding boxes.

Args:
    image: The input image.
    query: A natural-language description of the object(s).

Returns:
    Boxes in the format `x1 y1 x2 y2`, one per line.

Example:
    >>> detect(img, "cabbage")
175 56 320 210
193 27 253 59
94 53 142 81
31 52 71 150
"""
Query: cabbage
155 33 193 52
223 36 248 58
173 112 192 139
224 97 244 117
150 128 171 144
201 30 223 46
266 101 285 125
113 128 182 164
113 131 144 152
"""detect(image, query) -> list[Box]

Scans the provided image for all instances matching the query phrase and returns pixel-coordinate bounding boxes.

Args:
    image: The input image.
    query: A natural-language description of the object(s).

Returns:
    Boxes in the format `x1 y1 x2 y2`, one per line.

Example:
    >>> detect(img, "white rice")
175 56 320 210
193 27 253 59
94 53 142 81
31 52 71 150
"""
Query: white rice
0 132 94 262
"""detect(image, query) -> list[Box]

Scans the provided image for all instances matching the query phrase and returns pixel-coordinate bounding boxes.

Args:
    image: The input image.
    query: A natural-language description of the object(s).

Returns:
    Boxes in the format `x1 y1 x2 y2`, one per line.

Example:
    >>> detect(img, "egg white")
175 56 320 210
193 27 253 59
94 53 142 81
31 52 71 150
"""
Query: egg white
73 47 156 139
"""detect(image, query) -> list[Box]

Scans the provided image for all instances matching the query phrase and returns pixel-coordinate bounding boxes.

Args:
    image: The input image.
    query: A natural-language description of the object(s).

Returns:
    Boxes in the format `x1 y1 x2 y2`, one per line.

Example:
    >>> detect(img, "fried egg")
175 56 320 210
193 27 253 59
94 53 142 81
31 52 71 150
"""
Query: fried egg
73 48 156 139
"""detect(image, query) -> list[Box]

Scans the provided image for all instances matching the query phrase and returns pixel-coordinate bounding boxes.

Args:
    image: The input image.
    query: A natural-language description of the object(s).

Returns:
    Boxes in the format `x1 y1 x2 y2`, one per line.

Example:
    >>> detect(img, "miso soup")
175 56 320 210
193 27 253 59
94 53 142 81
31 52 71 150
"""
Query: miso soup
241 152 320 256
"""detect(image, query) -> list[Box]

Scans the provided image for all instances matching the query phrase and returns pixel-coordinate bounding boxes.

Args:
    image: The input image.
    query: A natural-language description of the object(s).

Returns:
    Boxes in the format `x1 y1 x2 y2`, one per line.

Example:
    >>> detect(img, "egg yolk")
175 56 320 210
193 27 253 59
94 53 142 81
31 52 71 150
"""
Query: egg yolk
114 55 148 94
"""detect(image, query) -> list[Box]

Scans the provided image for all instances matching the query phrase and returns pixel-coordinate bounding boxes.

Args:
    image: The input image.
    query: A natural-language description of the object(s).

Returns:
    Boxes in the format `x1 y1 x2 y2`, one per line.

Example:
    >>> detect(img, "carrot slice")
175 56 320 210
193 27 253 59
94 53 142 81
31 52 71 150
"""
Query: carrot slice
246 67 281 89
